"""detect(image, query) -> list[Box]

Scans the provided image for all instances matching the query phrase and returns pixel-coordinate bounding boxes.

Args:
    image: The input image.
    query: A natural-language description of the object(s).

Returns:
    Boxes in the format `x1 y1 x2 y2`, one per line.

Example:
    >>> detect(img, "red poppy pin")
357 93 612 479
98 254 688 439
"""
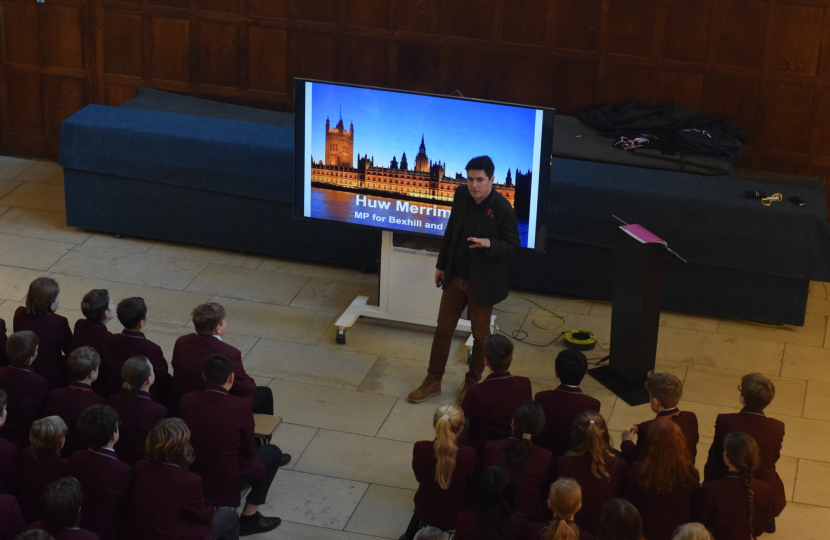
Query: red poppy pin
487 209 493 217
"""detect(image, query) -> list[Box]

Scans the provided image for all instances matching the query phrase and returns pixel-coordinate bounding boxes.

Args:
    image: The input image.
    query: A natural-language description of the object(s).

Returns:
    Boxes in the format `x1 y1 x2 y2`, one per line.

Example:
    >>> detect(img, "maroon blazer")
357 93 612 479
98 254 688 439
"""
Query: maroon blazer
179 386 264 507
462 372 533 452
43 383 107 457
69 320 110 355
413 440 477 531
27 523 99 540
68 447 133 540
0 318 8 367
0 436 20 496
620 408 699 464
127 460 213 540
480 438 554 521
534 385 601 459
19 448 69 523
555 453 628 536
171 334 256 410
524 521 595 540
100 330 171 402
624 468 701 540
454 511 527 540
106 390 168 467
703 409 786 515
0 365 50 447
698 475 774 540
13 306 72 388
0 494 25 540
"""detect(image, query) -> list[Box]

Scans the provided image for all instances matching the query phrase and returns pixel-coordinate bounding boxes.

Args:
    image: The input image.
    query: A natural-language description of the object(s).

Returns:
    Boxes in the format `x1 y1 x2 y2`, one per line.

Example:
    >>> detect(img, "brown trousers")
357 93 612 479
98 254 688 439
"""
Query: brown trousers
427 277 493 383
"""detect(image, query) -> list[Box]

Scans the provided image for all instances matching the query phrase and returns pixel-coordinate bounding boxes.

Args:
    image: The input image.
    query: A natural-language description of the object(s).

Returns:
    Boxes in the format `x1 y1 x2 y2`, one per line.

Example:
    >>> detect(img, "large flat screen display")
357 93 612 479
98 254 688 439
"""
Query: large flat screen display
295 80 554 250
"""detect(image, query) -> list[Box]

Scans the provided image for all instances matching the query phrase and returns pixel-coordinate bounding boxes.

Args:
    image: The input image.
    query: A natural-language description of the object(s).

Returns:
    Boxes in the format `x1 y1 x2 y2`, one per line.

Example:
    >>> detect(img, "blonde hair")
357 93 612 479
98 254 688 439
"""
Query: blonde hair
433 403 464 490
672 523 714 540
29 416 68 460
542 478 582 540
567 411 612 480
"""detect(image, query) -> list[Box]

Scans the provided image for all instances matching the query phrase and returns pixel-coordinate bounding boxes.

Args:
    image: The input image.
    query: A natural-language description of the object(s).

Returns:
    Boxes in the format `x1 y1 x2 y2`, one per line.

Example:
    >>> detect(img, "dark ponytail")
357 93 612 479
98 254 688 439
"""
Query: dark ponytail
472 466 515 540
724 432 760 540
507 400 545 470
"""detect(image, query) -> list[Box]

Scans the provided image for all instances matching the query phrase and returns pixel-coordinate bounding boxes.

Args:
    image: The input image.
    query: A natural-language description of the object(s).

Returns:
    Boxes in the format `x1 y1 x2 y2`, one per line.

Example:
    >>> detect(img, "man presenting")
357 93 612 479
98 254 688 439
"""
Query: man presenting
408 156 521 404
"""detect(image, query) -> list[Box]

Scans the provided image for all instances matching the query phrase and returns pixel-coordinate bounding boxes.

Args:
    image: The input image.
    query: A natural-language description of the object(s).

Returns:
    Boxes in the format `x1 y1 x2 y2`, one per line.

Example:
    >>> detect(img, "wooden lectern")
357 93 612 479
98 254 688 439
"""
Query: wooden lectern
588 225 668 406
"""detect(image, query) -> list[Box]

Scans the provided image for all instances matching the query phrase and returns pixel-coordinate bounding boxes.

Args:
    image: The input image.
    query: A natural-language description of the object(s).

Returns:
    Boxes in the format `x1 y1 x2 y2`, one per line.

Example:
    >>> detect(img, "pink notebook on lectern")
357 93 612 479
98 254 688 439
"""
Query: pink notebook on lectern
620 224 667 246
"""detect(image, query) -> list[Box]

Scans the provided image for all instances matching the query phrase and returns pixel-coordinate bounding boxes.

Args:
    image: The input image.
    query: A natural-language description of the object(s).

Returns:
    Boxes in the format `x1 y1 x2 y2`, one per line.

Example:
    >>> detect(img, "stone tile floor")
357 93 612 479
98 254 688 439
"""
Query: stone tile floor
1 155 829 539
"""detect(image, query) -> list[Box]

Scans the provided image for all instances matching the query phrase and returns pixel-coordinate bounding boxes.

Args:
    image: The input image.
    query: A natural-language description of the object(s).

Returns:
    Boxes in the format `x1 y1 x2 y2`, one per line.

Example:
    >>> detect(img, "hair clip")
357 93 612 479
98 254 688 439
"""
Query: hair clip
522 433 532 440
589 420 595 425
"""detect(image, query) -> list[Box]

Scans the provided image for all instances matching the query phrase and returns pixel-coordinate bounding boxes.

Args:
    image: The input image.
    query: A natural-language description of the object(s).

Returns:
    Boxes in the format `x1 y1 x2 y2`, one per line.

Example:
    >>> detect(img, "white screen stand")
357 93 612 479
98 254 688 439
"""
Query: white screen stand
334 231 497 358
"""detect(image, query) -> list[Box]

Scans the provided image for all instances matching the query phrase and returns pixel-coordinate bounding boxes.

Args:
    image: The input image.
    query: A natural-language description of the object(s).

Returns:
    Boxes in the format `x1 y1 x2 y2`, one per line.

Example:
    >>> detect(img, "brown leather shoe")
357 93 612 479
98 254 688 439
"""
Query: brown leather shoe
457 379 477 404
408 375 441 403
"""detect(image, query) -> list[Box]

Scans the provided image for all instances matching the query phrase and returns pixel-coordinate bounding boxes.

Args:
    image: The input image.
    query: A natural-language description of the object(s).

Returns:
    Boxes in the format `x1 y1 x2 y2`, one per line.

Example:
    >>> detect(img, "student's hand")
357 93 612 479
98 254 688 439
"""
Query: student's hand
435 269 445 285
468 237 490 249
621 424 639 442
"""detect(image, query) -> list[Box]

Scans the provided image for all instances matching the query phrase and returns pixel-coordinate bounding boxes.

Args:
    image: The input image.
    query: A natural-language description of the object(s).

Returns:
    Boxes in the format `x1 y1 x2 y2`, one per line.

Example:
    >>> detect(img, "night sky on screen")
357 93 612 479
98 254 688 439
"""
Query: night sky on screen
310 83 537 183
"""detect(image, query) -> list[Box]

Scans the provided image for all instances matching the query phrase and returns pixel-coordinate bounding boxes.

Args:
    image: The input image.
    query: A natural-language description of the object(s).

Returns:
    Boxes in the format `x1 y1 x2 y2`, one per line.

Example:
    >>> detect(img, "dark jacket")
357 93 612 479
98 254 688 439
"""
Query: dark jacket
412 440 477 531
100 330 171 402
179 386 264 507
624 467 700 540
19 448 69 523
68 447 133 540
69 320 110 355
43 382 107 457
0 318 8 367
26 525 98 540
620 408 699 464
480 438 553 521
13 306 72 388
698 474 775 540
0 365 50 447
534 385 601 459
436 185 521 307
106 390 168 467
703 409 786 515
171 334 256 410
461 372 532 452
127 461 213 540
0 436 20 495
0 493 25 540
555 453 627 536
454 511 527 540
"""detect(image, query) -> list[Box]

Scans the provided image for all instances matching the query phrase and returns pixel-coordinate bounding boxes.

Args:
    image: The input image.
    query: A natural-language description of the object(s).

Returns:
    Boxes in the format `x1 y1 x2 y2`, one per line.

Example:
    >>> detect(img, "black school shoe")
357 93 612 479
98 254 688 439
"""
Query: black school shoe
765 518 776 534
239 512 281 536
279 453 292 467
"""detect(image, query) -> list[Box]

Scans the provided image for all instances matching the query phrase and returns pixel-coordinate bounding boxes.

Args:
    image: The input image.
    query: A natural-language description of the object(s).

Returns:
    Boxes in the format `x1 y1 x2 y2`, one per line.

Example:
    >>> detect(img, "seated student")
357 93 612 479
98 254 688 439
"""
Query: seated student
100 298 171 403
454 466 527 540
672 523 713 540
69 290 114 355
105 356 168 467
556 412 627 536
461 335 532 452
624 420 700 540
0 390 21 495
596 499 645 540
179 354 285 536
0 317 8 367
534 350 601 459
43 347 106 457
172 303 268 413
26 477 98 540
0 331 50 447
127 418 238 540
13 278 72 389
68 405 132 540
699 432 775 540
19 417 69 524
704 373 785 532
403 403 477 540
479 400 553 522
620 372 699 463
525 478 594 540
0 493 25 540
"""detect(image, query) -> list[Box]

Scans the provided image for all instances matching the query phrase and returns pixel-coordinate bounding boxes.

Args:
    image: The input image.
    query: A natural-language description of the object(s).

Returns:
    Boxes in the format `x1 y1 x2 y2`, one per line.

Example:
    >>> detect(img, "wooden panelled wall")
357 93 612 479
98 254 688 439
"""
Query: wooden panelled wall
3 0 830 184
